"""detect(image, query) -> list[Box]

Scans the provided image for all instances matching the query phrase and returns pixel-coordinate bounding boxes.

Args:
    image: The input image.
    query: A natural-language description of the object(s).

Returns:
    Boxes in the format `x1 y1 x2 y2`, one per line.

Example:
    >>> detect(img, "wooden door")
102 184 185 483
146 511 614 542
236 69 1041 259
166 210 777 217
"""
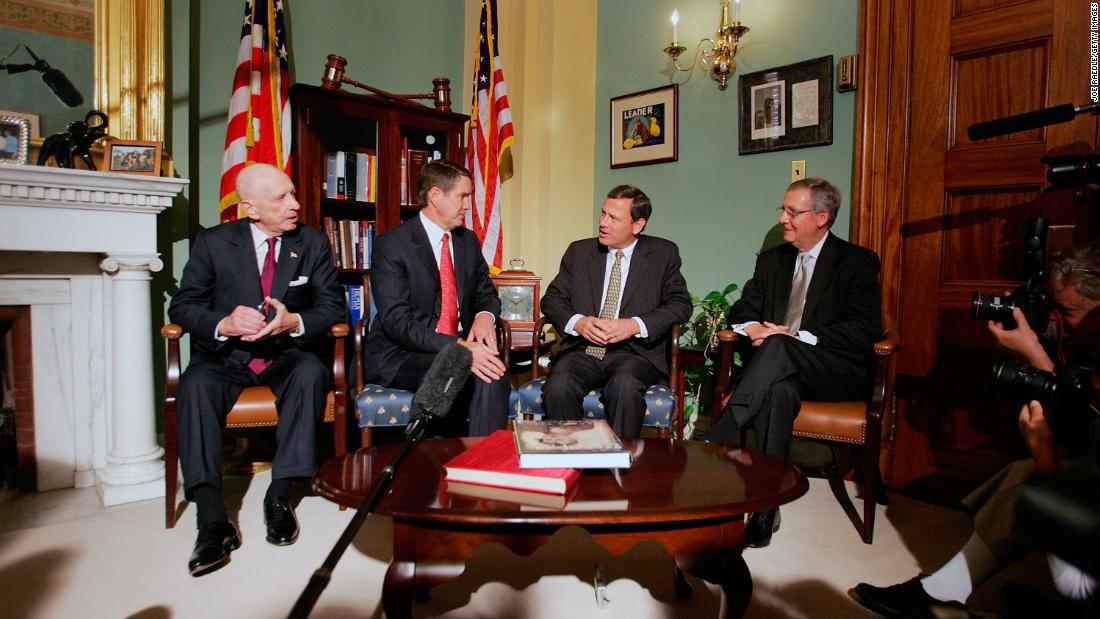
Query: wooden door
854 0 1097 502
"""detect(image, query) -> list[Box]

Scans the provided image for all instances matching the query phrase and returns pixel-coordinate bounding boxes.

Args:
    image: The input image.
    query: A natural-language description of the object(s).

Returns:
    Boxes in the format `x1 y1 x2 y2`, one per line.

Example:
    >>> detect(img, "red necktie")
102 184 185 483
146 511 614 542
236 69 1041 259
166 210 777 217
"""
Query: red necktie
248 236 278 374
436 233 459 336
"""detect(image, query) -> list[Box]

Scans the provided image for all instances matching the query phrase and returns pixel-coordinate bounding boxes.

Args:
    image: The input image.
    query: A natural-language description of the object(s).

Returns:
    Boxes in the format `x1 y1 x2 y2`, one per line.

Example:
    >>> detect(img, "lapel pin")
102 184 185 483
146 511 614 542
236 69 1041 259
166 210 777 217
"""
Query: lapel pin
290 251 299 258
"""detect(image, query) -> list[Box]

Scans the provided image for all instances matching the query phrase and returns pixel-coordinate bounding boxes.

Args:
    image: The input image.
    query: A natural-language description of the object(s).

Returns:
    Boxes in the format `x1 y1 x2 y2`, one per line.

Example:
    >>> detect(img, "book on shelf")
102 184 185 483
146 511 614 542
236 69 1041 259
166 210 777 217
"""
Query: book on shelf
444 481 569 510
513 419 632 469
346 284 364 329
355 152 369 202
443 430 580 495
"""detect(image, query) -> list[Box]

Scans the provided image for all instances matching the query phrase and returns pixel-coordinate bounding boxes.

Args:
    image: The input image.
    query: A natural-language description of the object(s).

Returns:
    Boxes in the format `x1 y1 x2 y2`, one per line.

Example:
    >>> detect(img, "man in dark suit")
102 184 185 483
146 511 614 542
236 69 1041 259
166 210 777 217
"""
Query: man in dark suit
169 163 345 576
706 177 881 547
541 185 692 438
363 160 509 435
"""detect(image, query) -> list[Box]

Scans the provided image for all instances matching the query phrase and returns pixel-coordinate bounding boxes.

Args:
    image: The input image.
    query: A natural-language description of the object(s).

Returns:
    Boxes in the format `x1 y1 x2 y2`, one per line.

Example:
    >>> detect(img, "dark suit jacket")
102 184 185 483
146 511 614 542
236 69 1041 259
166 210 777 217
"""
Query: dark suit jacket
729 232 881 365
168 218 345 367
364 216 501 386
541 235 692 376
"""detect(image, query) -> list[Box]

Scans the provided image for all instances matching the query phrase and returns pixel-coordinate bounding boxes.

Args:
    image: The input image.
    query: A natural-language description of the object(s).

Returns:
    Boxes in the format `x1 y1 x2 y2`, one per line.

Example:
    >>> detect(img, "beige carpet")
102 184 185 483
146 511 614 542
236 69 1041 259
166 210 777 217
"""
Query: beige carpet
0 469 1055 618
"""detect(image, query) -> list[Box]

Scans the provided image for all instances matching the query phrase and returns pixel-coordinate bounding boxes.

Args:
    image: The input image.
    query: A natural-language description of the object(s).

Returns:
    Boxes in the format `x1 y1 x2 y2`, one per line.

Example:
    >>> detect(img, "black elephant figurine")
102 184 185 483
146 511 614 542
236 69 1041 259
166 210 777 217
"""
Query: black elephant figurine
37 110 109 170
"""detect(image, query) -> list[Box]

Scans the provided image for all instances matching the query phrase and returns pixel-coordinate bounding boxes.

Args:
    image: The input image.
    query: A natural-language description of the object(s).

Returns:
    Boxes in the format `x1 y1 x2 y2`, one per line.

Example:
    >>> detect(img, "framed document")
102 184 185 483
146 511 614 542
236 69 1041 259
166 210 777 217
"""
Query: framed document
739 56 833 155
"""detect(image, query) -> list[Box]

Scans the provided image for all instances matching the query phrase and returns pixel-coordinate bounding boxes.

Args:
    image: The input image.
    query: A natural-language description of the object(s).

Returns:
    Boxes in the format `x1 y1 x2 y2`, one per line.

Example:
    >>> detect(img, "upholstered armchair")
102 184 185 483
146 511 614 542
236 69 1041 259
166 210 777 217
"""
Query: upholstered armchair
161 322 349 528
511 317 680 438
714 314 898 543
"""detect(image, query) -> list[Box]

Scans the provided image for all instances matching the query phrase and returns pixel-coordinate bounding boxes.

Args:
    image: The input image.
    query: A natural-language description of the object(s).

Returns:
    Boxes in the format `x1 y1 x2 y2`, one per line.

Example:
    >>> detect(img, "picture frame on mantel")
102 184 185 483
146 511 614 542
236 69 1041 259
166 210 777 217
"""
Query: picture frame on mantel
103 138 163 176
739 56 833 155
0 109 40 166
609 84 678 168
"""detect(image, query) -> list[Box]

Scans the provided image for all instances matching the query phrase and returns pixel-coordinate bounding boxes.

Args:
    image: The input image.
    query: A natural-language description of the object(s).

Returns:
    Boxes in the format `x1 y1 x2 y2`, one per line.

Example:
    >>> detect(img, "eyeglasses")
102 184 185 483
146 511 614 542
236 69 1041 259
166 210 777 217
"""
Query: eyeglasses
776 206 813 219
1052 262 1100 278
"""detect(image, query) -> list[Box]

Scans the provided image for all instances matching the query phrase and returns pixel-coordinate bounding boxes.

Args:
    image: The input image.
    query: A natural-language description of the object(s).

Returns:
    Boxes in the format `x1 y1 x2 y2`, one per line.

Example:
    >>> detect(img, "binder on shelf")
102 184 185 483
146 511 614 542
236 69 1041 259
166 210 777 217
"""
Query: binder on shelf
345 151 357 203
335 151 346 200
325 153 337 199
347 284 364 328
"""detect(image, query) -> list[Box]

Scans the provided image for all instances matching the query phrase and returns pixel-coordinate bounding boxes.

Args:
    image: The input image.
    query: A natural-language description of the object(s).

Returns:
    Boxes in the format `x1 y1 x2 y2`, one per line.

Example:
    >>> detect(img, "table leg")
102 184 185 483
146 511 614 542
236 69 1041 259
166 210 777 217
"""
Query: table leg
382 560 415 619
675 551 752 619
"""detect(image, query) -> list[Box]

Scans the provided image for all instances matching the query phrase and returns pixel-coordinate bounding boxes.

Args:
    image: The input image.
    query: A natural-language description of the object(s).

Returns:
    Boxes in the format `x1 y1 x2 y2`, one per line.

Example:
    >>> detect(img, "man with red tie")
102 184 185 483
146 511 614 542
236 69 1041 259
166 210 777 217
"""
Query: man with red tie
169 164 345 576
363 160 509 435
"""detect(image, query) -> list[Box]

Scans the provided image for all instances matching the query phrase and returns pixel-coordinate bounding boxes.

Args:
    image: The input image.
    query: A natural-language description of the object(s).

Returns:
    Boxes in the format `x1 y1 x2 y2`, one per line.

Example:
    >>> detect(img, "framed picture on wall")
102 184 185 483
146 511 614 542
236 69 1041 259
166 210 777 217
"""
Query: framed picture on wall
0 109 40 166
103 139 162 176
609 84 678 168
739 56 833 155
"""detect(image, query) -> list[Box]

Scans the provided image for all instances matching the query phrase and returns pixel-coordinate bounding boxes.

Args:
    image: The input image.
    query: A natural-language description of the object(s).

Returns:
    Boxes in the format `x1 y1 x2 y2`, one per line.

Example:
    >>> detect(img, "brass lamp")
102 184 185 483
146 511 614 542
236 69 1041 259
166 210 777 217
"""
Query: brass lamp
663 0 750 90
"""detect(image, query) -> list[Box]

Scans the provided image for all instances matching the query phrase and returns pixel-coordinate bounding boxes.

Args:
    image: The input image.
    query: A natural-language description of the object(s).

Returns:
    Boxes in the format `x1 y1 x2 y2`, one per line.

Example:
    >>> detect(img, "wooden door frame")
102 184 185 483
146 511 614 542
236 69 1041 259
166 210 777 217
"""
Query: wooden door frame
850 0 912 484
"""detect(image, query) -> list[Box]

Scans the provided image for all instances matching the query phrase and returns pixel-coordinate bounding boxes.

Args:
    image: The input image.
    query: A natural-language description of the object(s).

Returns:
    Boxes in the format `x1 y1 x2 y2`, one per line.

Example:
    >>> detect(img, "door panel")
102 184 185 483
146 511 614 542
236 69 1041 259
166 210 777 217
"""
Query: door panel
855 0 1096 502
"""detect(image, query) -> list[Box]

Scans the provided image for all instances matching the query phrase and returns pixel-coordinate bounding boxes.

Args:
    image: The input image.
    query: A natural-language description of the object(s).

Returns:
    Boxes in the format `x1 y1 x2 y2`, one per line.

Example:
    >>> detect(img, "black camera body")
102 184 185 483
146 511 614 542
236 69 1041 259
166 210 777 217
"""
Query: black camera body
971 285 1048 331
971 218 1049 332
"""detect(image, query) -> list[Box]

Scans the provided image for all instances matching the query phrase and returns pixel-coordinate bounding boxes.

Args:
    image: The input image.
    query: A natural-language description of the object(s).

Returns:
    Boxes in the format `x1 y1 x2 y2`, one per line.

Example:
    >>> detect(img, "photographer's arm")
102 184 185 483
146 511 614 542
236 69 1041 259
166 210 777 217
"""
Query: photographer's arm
988 307 1055 372
1019 400 1059 472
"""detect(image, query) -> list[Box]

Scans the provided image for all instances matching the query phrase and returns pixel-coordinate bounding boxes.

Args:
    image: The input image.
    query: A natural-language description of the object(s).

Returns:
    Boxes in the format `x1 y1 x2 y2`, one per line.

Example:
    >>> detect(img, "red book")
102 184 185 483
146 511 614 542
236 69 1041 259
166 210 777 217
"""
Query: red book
443 430 580 495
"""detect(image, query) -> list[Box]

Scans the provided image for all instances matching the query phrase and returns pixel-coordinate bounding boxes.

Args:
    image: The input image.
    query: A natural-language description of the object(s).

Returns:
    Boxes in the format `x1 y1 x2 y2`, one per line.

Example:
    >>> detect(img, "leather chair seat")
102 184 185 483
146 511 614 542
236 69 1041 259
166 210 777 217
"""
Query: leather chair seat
226 388 336 427
792 401 868 445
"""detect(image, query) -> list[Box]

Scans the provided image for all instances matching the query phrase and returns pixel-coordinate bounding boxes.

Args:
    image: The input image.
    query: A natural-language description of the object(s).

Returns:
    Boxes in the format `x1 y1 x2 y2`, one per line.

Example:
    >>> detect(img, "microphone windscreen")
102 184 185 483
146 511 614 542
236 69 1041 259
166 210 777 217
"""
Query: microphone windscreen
42 68 83 108
412 342 473 418
967 104 1076 141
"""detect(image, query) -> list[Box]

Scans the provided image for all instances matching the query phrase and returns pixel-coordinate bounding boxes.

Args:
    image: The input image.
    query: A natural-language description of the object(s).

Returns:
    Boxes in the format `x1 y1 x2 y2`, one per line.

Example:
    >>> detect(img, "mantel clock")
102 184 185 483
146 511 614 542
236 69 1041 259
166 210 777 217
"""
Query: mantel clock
491 259 541 349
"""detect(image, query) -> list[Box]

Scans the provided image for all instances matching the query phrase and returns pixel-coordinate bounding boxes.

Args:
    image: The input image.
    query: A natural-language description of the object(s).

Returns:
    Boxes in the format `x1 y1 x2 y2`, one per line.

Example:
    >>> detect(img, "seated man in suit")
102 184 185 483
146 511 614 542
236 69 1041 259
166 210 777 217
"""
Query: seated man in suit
169 163 345 576
363 160 510 435
706 177 881 547
541 185 692 438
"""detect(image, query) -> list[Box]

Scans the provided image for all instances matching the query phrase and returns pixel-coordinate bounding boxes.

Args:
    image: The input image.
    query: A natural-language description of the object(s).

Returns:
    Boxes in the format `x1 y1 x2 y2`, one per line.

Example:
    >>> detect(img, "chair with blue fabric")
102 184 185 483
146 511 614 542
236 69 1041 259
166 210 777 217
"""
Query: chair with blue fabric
512 317 680 438
352 313 513 448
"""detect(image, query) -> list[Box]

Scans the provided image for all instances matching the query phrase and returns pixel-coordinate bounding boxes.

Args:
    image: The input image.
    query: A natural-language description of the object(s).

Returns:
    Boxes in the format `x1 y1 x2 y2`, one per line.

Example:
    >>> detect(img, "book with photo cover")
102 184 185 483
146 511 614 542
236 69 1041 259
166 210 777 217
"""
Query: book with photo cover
443 430 580 495
444 481 570 509
513 419 632 469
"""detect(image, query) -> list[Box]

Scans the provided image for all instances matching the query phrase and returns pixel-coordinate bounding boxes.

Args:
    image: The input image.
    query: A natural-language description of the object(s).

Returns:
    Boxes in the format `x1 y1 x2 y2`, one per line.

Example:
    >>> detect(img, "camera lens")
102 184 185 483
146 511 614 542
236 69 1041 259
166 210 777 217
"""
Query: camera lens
991 357 1058 406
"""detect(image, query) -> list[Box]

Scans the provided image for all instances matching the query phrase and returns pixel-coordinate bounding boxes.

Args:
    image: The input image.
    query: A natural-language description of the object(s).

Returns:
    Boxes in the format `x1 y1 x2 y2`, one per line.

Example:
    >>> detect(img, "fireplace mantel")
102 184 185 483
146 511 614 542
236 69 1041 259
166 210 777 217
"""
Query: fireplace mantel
0 165 187 505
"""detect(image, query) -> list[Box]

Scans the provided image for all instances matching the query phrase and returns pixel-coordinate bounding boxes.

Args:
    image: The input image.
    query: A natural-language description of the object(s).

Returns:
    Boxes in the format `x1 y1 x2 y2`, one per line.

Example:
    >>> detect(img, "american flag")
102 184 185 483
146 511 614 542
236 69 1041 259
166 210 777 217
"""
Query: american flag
218 0 292 222
466 0 515 272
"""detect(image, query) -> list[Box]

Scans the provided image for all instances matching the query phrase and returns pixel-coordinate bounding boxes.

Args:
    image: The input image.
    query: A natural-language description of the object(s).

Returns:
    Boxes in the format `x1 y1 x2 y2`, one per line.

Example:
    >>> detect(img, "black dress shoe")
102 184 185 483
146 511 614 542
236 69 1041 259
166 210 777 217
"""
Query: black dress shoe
850 576 967 618
263 496 300 546
744 507 780 548
188 520 241 577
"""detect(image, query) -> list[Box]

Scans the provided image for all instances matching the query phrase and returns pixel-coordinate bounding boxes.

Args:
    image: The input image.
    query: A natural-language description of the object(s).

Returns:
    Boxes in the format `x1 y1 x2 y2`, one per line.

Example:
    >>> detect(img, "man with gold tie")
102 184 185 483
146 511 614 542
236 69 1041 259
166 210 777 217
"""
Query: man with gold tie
540 185 691 439
706 177 882 547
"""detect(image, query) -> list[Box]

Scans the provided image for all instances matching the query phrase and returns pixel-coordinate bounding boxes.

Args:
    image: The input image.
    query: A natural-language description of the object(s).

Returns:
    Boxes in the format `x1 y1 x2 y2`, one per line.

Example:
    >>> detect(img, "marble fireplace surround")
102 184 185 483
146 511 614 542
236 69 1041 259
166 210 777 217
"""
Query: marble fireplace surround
0 166 187 505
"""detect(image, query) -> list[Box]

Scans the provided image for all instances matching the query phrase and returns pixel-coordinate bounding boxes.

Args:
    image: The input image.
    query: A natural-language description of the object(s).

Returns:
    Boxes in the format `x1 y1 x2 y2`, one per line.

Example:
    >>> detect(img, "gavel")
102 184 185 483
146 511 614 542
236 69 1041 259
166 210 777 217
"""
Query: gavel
321 54 452 112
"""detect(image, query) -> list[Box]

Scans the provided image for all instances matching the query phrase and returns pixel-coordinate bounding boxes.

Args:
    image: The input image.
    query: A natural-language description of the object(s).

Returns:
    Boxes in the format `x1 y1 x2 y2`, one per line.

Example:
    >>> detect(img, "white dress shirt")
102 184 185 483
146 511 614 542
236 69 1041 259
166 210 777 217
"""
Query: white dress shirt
564 239 649 338
733 232 830 345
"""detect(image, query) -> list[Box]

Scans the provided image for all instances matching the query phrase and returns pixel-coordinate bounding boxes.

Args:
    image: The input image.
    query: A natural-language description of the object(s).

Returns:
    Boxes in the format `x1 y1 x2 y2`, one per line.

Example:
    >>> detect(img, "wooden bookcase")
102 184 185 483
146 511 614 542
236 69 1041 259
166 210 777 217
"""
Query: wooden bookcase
289 82 469 277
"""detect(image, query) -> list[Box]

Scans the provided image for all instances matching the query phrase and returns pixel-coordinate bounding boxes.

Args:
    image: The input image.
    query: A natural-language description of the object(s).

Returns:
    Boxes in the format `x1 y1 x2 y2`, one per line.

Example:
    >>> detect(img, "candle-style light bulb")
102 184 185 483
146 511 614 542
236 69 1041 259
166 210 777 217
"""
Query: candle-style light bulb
671 9 679 45
734 0 741 23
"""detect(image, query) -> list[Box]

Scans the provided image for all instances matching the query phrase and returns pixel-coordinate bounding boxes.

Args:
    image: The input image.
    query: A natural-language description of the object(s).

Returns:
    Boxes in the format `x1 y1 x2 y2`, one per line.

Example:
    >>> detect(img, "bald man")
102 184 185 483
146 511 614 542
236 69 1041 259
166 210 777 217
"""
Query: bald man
168 164 344 576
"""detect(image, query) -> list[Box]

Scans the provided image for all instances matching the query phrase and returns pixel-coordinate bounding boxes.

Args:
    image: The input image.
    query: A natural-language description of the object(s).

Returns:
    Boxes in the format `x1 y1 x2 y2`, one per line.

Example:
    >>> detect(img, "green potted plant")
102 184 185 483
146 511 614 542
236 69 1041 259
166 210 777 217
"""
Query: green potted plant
680 283 738 439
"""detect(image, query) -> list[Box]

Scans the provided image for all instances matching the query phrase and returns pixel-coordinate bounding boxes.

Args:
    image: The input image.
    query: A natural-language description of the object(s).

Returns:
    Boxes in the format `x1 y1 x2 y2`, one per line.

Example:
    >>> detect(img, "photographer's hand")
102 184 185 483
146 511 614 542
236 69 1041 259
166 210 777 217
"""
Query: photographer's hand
988 307 1054 372
1018 400 1059 472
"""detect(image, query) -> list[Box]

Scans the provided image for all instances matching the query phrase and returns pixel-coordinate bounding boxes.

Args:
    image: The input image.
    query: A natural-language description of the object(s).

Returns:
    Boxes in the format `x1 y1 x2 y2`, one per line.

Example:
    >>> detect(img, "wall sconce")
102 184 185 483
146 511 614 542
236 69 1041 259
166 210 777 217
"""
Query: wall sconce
663 0 749 91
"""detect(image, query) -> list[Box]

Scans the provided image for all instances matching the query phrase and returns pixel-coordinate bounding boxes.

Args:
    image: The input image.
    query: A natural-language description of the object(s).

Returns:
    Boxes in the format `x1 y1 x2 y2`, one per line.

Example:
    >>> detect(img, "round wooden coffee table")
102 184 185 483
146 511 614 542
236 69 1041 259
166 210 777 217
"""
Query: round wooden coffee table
313 437 808 618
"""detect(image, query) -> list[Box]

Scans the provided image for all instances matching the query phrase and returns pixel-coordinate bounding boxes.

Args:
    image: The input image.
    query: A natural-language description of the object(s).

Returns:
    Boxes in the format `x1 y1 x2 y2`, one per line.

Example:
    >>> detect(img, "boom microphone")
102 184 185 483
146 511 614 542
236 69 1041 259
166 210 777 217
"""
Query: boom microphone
412 341 473 417
26 47 83 108
968 102 1100 141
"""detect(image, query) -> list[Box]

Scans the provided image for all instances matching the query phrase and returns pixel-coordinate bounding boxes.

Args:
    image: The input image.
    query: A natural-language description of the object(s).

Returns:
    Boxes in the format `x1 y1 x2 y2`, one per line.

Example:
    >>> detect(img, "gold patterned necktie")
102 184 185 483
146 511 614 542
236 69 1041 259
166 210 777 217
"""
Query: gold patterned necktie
784 252 811 333
586 249 624 359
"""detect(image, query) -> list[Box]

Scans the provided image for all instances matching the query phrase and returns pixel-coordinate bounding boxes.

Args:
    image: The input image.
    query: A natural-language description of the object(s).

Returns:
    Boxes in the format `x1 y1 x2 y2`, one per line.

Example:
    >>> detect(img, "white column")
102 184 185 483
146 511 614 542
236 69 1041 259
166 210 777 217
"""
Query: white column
95 253 166 506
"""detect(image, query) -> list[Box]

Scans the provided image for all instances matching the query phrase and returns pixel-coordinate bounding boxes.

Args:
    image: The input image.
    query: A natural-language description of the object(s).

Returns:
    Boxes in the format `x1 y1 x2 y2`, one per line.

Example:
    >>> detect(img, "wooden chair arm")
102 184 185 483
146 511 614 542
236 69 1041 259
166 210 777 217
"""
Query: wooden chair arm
496 316 512 368
162 323 183 340
529 316 555 378
717 329 738 343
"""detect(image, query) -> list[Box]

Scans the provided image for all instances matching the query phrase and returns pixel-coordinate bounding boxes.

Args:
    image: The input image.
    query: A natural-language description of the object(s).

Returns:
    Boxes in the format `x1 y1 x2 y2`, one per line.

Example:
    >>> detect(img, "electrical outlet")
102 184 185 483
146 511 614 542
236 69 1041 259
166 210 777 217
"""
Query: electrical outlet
791 160 806 183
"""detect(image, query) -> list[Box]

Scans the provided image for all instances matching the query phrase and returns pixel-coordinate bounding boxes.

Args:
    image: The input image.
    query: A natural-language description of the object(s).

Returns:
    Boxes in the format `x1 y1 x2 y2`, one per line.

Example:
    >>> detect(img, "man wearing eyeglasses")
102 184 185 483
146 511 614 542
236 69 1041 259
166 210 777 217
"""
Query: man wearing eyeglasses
706 177 881 548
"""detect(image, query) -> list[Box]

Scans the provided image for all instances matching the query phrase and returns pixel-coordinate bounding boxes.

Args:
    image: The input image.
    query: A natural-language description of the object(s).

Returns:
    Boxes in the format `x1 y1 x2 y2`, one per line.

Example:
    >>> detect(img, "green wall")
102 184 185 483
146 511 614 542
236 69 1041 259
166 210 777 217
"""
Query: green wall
169 0 467 231
595 0 860 299
0 26 94 137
